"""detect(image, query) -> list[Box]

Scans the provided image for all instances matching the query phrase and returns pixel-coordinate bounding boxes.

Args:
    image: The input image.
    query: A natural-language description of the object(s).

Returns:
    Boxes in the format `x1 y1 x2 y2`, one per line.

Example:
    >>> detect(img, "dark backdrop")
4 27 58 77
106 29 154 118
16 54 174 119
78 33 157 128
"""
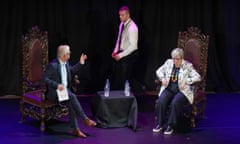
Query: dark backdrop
1 0 240 96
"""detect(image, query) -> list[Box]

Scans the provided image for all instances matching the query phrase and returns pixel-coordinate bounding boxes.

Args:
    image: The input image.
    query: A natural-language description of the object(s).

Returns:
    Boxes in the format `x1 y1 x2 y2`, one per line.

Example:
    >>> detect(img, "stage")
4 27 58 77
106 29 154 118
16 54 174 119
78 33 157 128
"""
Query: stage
0 92 240 144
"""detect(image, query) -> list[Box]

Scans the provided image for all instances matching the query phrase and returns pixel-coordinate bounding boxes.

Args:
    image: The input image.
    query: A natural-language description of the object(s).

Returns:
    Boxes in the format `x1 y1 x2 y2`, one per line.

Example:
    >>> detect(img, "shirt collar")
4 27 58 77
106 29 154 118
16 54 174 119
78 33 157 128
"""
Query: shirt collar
124 18 131 26
59 59 66 65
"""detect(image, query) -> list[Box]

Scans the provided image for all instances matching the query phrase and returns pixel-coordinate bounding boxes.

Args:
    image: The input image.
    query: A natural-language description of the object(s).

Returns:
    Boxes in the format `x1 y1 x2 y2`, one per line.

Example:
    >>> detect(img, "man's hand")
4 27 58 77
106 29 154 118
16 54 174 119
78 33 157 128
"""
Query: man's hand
111 52 117 57
80 53 87 64
112 54 121 61
57 84 65 91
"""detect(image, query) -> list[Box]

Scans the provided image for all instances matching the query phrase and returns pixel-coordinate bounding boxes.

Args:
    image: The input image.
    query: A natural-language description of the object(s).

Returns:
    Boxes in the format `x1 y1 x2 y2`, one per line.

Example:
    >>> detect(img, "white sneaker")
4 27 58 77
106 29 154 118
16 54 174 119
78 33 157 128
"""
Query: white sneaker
152 125 162 133
163 126 174 135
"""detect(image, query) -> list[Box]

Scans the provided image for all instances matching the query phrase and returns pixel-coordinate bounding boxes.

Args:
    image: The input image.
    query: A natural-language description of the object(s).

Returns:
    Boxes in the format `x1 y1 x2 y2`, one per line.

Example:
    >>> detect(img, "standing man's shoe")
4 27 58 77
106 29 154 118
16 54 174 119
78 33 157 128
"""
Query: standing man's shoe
163 126 174 135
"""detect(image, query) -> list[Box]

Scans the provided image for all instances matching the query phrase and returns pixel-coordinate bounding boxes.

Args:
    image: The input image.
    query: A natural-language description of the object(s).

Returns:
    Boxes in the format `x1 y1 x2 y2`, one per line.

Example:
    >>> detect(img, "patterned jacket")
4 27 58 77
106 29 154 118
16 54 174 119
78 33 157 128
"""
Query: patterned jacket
156 59 201 104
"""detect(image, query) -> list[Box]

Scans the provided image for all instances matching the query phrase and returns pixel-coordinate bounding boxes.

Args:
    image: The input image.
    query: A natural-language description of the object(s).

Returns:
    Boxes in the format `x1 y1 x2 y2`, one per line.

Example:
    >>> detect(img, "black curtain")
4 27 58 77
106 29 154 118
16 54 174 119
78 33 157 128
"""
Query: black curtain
1 0 240 96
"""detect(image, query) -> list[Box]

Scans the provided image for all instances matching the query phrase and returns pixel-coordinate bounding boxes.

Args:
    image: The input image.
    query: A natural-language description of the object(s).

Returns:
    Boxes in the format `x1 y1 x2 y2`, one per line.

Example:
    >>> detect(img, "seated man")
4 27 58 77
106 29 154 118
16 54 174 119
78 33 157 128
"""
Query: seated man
153 48 201 134
43 44 96 138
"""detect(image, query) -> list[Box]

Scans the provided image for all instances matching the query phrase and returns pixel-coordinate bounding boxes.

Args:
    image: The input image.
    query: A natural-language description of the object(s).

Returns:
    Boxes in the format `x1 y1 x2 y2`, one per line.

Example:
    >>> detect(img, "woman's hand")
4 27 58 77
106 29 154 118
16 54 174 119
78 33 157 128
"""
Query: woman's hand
179 82 186 90
161 78 168 87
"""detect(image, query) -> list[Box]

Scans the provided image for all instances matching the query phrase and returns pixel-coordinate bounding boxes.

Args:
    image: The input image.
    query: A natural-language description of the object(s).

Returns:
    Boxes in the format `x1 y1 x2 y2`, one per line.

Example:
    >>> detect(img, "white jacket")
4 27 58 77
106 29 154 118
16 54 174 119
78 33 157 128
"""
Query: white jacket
156 59 201 104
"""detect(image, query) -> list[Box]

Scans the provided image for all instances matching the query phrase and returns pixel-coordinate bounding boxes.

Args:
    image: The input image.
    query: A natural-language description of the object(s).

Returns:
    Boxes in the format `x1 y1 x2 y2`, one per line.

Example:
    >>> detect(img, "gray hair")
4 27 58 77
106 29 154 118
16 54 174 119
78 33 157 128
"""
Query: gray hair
171 48 184 59
57 45 71 58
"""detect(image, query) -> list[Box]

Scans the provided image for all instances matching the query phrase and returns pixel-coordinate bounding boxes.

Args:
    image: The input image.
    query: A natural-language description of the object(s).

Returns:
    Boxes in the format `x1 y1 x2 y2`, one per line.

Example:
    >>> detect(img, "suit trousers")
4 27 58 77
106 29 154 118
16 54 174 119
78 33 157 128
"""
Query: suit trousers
111 50 138 90
155 88 188 127
66 90 87 129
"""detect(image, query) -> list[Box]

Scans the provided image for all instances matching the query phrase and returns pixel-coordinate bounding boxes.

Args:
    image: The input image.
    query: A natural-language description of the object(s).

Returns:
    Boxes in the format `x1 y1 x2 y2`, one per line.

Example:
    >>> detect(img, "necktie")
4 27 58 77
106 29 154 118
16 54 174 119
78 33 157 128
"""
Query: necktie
118 23 125 52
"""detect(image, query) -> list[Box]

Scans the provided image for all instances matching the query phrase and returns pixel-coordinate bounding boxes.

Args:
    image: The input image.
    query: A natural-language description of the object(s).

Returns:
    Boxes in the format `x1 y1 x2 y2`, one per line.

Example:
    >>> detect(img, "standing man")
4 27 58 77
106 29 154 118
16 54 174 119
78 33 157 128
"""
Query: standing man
43 45 96 138
111 6 138 90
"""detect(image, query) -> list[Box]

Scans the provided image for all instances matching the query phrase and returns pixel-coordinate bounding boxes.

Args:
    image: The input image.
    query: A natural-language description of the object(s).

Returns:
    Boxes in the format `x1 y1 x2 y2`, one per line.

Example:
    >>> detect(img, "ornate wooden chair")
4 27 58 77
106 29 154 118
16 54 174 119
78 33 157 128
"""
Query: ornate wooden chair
154 27 209 128
20 26 68 132
177 26 209 127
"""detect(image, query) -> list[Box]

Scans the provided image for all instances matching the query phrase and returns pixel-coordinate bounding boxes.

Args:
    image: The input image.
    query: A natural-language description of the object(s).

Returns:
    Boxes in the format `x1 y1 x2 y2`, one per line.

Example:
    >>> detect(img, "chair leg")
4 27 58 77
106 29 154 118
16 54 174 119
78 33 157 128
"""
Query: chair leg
40 107 46 132
191 116 196 128
20 100 26 123
191 104 197 128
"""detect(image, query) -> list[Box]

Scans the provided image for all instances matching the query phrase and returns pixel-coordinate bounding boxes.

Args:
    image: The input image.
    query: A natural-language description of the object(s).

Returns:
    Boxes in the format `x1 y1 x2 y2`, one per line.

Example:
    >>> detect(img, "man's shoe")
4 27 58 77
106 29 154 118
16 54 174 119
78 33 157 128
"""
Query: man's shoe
83 118 97 127
152 125 162 133
72 129 87 138
163 126 174 135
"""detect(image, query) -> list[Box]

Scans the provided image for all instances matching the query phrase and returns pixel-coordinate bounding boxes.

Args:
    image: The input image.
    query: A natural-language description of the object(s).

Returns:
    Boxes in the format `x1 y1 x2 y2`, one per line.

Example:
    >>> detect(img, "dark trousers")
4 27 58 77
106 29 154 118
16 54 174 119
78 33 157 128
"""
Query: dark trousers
155 89 188 127
66 90 87 129
111 51 138 90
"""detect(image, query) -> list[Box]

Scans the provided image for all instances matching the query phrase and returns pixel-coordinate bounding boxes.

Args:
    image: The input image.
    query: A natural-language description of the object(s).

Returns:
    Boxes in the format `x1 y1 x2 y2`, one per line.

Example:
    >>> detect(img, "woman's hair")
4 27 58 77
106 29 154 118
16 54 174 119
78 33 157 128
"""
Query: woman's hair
171 48 184 59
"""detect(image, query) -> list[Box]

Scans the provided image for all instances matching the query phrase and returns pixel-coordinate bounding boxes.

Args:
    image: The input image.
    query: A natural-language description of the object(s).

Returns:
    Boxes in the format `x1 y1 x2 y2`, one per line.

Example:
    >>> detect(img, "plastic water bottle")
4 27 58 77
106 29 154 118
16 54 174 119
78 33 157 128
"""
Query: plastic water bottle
124 80 130 96
104 79 110 97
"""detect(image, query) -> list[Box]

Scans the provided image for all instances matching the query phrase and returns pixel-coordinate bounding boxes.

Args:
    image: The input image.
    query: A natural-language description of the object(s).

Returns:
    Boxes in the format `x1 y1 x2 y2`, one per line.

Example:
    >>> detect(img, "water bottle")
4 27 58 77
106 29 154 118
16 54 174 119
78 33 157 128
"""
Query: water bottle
124 80 130 96
104 79 110 97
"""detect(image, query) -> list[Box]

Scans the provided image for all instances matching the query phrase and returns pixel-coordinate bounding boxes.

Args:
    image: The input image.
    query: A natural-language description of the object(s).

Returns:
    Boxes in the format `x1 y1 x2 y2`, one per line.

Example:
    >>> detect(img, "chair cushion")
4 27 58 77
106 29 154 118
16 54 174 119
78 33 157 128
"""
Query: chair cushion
23 90 56 107
24 90 43 102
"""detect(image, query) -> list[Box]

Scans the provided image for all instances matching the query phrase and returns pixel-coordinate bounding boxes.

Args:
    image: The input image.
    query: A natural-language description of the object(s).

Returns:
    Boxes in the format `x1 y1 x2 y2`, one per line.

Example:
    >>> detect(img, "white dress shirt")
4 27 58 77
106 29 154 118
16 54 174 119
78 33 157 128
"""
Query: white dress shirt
113 18 138 58
59 60 68 87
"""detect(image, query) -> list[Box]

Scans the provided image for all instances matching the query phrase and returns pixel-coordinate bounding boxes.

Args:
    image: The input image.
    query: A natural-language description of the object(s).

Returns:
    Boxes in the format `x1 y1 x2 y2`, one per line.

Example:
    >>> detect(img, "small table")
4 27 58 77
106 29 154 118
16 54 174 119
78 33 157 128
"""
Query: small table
91 90 138 131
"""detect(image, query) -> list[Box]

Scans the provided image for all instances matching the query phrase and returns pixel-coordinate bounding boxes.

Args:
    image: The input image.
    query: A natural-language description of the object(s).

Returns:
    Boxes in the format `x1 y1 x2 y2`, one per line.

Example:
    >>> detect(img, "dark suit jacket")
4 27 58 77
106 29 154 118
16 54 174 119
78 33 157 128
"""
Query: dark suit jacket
43 59 84 101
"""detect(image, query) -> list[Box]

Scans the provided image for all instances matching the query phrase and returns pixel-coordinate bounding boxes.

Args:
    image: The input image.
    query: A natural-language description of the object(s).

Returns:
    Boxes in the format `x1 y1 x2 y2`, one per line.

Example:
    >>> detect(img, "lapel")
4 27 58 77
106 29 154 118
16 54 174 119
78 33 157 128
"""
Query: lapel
65 62 71 83
178 67 183 82
178 60 186 82
56 60 62 83
165 60 174 82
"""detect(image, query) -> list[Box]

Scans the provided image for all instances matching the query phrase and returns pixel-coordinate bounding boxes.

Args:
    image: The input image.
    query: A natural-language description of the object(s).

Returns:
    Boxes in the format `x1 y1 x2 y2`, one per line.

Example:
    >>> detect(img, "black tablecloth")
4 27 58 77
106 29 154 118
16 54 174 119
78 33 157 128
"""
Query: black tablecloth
91 91 138 131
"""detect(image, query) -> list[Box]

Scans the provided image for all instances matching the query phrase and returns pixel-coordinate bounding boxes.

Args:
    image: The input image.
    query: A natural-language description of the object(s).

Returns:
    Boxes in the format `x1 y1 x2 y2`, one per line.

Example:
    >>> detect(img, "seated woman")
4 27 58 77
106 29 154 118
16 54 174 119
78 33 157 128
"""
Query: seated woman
153 48 201 134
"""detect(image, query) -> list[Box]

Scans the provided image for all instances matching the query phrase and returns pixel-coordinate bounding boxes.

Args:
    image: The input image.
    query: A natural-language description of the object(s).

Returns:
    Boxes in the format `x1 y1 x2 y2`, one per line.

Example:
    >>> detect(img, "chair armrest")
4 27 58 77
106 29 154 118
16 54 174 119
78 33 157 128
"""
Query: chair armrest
154 79 161 91
71 75 81 93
